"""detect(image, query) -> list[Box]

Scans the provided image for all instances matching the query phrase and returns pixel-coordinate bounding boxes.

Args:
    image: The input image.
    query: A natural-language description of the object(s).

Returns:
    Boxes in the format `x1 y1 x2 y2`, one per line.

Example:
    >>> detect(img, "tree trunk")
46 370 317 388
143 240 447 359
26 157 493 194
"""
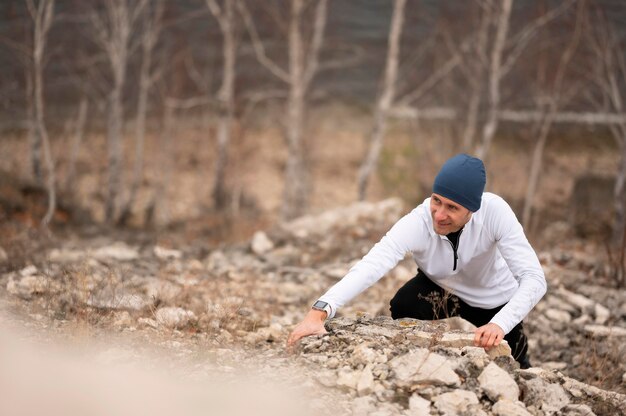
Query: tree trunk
475 0 513 161
357 0 406 201
209 0 236 211
26 66 42 184
105 82 124 223
282 0 307 220
65 96 88 192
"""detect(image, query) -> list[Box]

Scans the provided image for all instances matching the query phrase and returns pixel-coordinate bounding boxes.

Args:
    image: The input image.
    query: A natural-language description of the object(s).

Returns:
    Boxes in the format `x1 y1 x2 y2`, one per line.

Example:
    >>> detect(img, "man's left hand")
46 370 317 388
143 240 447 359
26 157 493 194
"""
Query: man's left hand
474 323 504 350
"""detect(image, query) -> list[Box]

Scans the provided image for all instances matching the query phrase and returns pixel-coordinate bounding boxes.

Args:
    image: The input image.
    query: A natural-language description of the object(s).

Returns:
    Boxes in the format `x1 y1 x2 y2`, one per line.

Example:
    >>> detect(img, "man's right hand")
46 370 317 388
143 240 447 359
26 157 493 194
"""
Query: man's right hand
286 309 328 349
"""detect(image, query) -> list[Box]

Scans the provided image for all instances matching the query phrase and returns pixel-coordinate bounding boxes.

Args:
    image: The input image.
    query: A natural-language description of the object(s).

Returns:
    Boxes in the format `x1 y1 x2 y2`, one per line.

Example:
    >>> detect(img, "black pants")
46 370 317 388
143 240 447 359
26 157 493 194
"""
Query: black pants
389 270 531 368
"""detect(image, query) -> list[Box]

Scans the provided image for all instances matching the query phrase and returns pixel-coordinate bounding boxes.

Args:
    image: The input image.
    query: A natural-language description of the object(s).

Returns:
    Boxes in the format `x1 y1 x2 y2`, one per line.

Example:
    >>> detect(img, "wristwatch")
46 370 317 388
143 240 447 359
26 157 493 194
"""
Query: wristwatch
312 300 332 317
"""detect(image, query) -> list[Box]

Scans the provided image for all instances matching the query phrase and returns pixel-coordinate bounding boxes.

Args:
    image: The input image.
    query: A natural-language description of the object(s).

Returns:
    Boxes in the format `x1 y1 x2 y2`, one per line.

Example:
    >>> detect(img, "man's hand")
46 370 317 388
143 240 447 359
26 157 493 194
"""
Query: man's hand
474 323 504 350
286 309 328 349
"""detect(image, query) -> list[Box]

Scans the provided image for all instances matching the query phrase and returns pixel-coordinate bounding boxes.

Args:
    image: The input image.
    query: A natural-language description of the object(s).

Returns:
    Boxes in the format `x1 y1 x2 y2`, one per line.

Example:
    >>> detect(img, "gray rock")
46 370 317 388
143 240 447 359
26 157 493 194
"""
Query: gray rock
478 362 519 401
48 248 85 263
521 377 570 414
19 265 38 277
154 307 196 328
389 348 460 387
432 390 479 416
556 287 595 311
492 400 532 416
561 404 596 415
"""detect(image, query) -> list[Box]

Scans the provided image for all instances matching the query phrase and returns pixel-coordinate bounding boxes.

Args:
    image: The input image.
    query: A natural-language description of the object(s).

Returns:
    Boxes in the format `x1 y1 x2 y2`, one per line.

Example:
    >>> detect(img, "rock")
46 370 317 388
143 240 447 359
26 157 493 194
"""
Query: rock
137 317 158 328
250 231 274 255
357 365 375 396
141 279 182 303
93 242 139 261
112 311 133 328
492 400 532 416
153 246 182 259
542 361 568 371
48 248 85 263
593 303 610 325
555 287 595 311
154 307 196 328
432 390 479 416
478 362 519 401
408 394 431 413
19 265 38 277
389 348 460 387
561 404 596 415
352 396 376 416
520 377 570 414
87 293 151 311
350 344 378 367
583 324 626 337
7 275 58 300
545 308 571 323
336 369 361 391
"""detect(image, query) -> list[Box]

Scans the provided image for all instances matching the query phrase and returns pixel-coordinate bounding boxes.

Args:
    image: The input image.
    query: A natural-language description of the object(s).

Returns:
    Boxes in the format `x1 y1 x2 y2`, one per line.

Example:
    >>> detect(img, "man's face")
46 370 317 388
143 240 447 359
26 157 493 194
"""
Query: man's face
430 193 472 235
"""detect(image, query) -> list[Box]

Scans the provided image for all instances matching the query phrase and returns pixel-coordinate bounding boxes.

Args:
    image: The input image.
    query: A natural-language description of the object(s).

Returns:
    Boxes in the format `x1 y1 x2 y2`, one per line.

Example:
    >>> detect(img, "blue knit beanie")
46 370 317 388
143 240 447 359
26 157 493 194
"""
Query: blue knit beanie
432 154 486 212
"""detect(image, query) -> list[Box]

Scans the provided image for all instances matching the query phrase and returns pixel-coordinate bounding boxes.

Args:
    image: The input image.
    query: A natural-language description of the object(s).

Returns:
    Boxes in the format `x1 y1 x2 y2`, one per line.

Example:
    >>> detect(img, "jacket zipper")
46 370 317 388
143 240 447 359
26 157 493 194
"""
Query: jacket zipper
445 229 463 271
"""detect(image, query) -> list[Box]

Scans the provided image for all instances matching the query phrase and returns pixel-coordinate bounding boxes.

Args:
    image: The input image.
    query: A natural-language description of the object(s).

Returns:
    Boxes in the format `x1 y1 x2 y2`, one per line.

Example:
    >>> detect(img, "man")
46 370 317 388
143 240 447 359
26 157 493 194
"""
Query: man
287 153 546 368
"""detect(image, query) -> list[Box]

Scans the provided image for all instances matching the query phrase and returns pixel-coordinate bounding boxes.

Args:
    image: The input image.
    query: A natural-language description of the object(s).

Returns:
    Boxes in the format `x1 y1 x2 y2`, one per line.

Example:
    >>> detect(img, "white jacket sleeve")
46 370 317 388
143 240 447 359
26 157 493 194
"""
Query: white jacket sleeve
318 210 424 318
487 197 547 334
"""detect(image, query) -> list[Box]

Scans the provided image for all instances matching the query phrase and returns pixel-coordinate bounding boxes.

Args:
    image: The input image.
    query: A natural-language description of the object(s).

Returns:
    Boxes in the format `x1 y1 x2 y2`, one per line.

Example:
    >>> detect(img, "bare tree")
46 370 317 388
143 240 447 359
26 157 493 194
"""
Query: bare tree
356 0 406 201
473 0 577 161
89 0 148 223
207 0 237 210
64 95 89 192
474 0 513 161
118 0 165 225
239 0 329 220
586 5 626 251
25 0 55 225
522 0 584 227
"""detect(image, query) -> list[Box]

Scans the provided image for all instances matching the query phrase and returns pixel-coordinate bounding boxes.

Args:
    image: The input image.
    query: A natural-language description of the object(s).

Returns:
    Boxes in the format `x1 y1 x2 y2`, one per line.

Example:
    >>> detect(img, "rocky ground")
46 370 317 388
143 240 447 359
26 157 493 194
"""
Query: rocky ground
1 199 625 415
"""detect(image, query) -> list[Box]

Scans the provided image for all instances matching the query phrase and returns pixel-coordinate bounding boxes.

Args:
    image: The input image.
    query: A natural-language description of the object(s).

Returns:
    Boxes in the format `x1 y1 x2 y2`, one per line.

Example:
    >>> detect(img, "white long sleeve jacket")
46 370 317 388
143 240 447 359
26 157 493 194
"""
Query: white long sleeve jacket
318 193 547 334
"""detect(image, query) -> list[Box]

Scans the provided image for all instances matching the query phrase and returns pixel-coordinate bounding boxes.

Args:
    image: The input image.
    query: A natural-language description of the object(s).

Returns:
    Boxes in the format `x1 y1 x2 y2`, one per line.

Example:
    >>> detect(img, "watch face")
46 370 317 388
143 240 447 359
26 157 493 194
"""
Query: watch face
313 300 328 309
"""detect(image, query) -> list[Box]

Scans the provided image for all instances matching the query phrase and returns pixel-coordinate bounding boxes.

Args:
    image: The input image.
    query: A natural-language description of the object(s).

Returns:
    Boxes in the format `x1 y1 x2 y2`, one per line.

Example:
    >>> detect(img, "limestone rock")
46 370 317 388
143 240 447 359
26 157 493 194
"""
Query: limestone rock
433 390 479 416
251 231 274 255
336 369 361 391
87 293 151 311
583 324 626 337
593 303 610 325
153 246 182 260
48 248 85 263
520 377 570 414
389 348 460 387
545 308 571 323
478 362 519 401
93 242 139 261
492 400 532 416
356 365 375 396
408 394 431 413
7 275 58 300
562 404 596 415
154 307 196 328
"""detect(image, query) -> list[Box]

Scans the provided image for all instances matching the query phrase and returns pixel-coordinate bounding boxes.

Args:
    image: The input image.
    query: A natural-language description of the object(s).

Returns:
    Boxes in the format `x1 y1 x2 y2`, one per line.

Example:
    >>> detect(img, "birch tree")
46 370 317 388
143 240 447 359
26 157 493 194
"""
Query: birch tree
206 0 237 210
118 0 164 225
522 0 584 227
239 0 329 220
587 6 626 262
89 0 148 223
26 0 55 225
474 0 577 161
357 0 406 201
